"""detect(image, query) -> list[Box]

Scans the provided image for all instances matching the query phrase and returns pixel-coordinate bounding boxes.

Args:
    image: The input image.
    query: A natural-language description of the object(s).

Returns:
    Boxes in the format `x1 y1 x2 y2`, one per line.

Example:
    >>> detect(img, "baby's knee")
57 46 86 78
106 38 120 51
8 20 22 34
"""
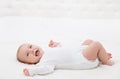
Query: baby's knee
92 41 102 48
85 39 94 42
82 39 94 45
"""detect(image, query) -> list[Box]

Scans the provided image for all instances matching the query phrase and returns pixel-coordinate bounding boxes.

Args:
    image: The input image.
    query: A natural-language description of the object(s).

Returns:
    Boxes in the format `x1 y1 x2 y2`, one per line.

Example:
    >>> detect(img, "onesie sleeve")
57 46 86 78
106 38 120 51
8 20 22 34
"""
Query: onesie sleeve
28 64 55 76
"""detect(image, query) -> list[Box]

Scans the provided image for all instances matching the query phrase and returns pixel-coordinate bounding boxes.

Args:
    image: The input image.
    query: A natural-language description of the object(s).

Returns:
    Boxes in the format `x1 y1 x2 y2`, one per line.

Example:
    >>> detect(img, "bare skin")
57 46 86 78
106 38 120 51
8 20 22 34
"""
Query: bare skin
81 39 114 66
23 39 114 76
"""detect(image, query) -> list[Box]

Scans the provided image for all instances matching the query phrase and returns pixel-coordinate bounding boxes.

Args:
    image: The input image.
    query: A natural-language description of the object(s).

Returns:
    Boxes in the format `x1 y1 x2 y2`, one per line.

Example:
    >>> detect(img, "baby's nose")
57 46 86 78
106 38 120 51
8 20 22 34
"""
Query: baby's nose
30 49 35 54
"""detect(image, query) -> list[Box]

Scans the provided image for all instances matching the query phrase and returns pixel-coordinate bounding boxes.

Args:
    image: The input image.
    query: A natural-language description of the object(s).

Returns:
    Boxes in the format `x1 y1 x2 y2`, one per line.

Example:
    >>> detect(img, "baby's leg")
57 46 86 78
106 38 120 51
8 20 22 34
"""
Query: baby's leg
81 39 94 45
82 41 113 66
82 39 112 60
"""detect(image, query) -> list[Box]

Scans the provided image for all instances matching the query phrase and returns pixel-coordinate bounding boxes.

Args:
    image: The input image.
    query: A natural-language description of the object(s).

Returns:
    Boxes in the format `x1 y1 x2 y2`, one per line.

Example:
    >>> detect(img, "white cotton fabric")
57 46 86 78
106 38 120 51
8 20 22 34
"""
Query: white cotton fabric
29 45 99 76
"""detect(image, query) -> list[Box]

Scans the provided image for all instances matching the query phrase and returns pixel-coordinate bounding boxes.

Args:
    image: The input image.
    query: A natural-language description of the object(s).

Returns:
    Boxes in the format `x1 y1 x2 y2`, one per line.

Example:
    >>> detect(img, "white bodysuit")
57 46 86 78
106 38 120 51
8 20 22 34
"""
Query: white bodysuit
29 45 99 76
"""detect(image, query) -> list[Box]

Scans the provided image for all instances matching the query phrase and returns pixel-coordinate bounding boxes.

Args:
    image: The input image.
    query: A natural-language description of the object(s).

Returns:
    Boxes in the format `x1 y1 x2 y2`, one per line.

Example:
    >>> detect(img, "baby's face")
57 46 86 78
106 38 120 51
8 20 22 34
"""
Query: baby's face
17 43 44 64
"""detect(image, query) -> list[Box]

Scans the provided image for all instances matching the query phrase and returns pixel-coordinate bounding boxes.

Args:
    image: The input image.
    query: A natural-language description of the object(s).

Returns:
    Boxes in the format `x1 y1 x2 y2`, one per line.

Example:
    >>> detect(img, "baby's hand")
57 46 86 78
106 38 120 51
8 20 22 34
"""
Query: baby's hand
23 68 29 76
49 40 60 48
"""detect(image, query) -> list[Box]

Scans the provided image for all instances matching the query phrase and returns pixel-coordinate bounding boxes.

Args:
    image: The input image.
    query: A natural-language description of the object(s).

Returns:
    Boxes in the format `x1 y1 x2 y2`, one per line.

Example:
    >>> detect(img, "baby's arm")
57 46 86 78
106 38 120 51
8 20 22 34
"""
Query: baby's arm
49 40 61 48
23 64 55 76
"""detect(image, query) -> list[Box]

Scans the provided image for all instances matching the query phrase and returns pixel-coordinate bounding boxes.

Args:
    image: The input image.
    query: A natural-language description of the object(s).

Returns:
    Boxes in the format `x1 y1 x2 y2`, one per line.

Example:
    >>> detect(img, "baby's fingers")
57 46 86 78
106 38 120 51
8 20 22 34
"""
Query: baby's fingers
23 68 29 76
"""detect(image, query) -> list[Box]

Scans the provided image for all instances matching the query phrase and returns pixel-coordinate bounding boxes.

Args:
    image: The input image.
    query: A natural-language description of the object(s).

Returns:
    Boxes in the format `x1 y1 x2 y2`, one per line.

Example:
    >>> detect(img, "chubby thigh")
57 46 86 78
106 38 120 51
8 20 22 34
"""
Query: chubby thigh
73 47 100 69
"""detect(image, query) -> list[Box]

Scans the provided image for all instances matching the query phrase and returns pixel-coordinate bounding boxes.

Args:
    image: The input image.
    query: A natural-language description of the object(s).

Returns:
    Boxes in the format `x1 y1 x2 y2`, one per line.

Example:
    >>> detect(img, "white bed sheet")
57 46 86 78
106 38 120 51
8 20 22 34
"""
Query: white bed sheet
0 16 120 79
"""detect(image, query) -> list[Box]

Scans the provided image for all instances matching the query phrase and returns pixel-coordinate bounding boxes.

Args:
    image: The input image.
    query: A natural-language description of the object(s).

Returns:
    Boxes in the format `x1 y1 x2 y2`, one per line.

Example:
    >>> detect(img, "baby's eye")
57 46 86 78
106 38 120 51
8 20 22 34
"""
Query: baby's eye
27 53 29 56
30 45 32 49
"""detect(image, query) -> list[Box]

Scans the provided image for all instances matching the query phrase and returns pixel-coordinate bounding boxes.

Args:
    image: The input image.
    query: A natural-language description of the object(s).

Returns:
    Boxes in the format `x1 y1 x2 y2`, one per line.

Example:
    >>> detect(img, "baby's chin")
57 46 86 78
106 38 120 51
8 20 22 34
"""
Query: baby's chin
34 57 41 64
26 58 40 64
35 59 40 64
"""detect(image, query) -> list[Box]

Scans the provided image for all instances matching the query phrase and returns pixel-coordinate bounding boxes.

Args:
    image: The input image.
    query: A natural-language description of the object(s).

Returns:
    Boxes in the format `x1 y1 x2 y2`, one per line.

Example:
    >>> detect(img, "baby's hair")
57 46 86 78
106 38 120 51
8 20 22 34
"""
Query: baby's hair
16 44 26 63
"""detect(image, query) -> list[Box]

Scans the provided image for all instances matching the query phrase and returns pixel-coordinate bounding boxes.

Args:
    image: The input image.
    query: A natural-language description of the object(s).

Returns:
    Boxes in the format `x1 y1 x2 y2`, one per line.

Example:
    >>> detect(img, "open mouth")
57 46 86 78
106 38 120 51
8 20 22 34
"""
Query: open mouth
35 50 40 56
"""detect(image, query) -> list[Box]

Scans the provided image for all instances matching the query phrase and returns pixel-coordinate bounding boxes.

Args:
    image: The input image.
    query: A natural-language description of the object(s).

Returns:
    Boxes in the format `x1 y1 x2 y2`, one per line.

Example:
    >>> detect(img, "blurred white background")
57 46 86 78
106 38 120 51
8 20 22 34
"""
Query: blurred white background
0 1 120 79
0 0 120 18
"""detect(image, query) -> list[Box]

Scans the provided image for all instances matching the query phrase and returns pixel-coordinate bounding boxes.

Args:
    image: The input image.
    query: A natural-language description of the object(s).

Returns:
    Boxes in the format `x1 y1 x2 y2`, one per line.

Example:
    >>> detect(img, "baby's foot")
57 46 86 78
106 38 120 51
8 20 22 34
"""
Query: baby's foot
106 60 115 66
107 53 112 59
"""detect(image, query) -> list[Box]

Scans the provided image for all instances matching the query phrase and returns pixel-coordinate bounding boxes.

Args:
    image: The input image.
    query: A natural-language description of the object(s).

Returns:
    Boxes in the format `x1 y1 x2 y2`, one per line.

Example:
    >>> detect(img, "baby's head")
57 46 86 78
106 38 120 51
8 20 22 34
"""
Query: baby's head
17 43 44 64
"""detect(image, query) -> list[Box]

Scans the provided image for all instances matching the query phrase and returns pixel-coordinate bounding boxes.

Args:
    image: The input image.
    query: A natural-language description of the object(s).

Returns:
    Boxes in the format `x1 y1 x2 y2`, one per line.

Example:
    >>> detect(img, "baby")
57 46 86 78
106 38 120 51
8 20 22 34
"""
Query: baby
17 39 114 76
